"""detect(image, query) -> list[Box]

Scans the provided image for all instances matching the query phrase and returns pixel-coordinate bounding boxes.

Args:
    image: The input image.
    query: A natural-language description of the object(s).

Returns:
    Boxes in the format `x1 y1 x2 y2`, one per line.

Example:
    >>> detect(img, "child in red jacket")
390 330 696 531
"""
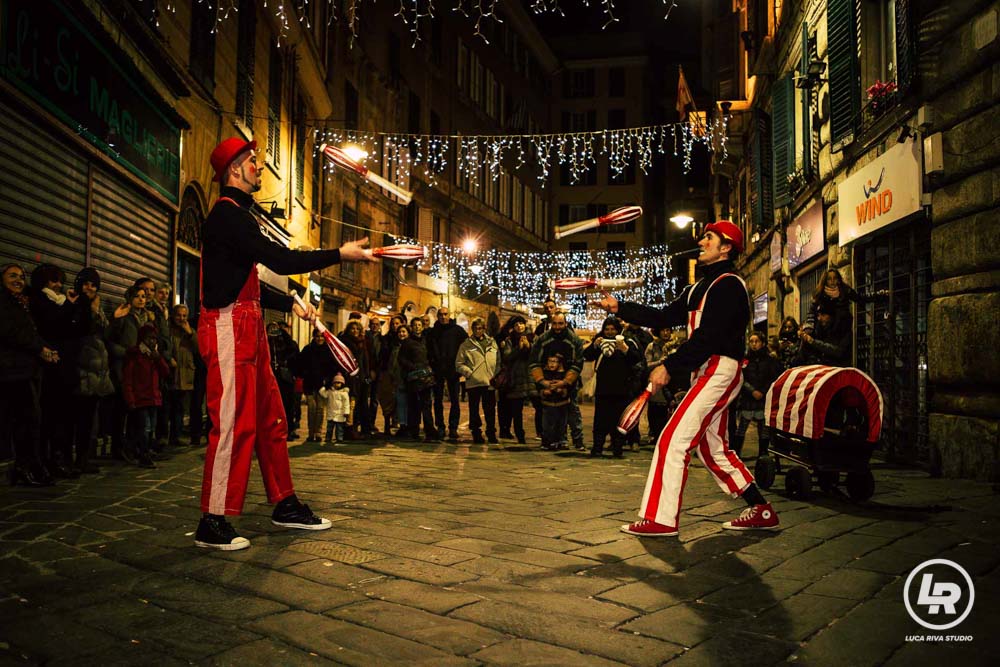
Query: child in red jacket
123 324 170 468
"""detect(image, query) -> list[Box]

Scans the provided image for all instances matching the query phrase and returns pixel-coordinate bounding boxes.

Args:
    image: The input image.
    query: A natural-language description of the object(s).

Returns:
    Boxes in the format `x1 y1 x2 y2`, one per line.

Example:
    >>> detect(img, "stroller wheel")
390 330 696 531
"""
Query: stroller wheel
817 471 840 493
785 466 812 499
754 456 777 490
845 471 875 501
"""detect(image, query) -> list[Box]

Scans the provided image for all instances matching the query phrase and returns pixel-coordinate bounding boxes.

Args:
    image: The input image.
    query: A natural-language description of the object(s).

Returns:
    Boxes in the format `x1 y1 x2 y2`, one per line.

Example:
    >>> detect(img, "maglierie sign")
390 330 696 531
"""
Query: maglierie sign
0 0 182 203
838 139 922 246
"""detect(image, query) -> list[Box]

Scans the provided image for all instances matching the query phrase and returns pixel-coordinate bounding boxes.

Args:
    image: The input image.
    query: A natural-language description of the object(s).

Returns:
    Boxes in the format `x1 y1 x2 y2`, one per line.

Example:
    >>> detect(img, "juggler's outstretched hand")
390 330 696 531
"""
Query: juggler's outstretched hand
340 236 376 262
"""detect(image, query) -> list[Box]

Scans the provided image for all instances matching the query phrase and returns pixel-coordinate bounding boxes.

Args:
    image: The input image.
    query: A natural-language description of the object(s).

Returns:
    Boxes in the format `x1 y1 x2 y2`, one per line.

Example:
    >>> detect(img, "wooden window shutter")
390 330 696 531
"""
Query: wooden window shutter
417 207 434 242
827 0 861 151
800 21 813 181
895 0 915 93
771 75 795 208
715 12 740 100
750 109 773 232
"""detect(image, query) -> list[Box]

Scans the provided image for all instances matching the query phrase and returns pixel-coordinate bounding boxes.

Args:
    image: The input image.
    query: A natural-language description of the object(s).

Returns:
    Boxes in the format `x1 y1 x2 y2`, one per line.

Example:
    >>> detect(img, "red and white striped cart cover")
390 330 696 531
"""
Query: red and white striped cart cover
764 365 884 443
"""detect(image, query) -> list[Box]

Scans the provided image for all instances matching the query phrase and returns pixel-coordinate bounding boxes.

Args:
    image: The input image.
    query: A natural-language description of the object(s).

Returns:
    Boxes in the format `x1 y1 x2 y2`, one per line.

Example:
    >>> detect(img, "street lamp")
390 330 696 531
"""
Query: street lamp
469 264 483 275
670 214 694 229
462 237 478 254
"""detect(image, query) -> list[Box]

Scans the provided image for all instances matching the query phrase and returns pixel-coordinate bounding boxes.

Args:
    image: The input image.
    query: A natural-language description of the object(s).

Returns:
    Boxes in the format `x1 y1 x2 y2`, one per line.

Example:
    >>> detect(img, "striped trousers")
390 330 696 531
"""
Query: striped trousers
198 301 294 515
639 355 754 527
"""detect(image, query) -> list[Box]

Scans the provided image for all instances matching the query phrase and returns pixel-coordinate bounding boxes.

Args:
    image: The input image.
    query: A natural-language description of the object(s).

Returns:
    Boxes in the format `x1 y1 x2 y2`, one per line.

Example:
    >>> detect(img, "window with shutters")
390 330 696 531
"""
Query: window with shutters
827 0 861 150
750 110 774 232
190 0 216 92
234 0 256 133
267 43 282 168
565 69 595 98
344 81 358 130
457 39 468 90
858 0 914 133
714 10 744 101
340 206 358 280
771 74 795 208
608 67 625 97
513 180 523 225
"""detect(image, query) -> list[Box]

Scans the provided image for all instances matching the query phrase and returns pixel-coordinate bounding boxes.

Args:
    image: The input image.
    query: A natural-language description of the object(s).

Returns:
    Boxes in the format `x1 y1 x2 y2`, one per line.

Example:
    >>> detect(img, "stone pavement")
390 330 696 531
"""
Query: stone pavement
1 407 998 666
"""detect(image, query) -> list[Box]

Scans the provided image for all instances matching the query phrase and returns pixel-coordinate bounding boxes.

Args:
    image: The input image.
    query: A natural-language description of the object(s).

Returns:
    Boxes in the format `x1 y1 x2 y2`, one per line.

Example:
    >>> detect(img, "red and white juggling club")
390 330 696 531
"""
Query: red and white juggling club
371 244 428 262
554 205 643 240
290 291 360 376
320 144 414 205
617 384 653 434
553 277 645 292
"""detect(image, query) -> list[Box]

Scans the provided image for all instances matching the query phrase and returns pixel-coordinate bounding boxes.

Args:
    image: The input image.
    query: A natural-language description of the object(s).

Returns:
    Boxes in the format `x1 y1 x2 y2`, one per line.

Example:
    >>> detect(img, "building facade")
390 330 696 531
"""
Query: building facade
709 0 999 480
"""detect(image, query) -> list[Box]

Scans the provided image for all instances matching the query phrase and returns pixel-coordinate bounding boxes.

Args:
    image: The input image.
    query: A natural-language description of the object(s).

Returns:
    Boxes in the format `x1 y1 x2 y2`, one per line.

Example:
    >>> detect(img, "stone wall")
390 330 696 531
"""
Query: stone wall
925 1 1000 481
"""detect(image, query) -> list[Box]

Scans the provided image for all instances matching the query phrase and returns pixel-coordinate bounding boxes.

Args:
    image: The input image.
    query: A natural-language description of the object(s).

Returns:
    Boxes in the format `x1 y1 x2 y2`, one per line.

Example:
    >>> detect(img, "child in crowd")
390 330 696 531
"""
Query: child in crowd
539 353 570 450
321 373 352 444
122 324 170 468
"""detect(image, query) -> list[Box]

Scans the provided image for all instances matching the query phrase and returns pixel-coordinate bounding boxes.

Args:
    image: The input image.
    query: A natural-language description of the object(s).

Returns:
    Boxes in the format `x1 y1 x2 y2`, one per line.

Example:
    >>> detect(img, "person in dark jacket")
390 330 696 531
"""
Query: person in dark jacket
70 268 114 473
528 313 585 448
583 317 642 458
296 330 337 442
427 306 467 442
795 301 852 367
107 285 155 461
399 318 437 441
29 262 86 478
122 324 170 468
166 304 198 449
497 316 536 444
339 320 371 439
0 263 58 486
366 317 383 432
804 268 875 333
267 321 299 438
777 316 800 369
595 221 779 536
732 332 783 457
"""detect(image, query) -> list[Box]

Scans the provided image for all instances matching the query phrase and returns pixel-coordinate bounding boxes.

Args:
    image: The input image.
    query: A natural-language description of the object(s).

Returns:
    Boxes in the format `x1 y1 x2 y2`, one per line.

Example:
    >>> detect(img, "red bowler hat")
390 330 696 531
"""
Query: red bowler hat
705 220 744 254
210 137 257 182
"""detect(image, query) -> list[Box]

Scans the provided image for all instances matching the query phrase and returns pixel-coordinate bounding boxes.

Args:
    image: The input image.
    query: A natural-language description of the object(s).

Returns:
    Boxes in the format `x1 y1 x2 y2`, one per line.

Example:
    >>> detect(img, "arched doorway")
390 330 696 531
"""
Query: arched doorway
176 186 205 317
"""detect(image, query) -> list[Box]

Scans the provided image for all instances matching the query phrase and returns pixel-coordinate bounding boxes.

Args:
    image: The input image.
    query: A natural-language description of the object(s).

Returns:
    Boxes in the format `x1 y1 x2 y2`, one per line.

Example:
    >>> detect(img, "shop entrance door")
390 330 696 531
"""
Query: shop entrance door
853 221 931 466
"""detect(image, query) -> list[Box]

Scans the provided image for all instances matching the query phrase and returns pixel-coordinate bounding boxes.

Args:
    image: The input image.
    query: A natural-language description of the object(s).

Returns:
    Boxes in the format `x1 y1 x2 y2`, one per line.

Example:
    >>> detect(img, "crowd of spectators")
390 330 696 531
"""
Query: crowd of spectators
2 260 871 487
1 263 209 486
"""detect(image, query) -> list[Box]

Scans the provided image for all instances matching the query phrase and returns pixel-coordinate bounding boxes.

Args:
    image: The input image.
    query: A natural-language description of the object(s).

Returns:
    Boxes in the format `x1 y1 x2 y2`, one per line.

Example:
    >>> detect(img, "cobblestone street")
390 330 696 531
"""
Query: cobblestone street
1 406 998 666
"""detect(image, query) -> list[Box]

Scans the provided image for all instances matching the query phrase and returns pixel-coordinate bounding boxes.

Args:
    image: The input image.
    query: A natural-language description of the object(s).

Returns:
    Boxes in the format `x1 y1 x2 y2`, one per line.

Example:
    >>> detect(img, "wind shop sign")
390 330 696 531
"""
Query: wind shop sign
0 0 182 203
838 139 922 246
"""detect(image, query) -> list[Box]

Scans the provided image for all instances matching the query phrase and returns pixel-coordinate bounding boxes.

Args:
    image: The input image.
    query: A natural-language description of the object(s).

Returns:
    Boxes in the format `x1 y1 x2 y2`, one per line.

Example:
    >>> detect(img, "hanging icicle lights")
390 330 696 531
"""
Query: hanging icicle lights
189 1 681 48
389 238 683 331
315 120 728 189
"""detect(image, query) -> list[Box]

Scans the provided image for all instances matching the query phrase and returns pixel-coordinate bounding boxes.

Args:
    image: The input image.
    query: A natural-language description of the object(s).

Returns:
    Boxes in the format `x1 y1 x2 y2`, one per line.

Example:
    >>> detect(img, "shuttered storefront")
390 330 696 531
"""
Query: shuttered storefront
90 169 171 303
0 100 89 274
0 99 171 302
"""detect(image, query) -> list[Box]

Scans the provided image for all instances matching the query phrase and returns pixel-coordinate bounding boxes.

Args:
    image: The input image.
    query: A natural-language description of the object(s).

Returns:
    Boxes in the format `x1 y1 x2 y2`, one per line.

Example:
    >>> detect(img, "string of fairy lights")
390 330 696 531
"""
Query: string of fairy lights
386 235 683 330
148 1 681 47
315 120 728 188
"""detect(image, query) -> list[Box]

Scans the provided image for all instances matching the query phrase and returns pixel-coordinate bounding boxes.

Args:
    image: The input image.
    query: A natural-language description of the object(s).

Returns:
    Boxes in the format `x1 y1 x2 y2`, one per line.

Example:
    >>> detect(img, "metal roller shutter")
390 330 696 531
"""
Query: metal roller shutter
0 100 88 276
89 169 172 303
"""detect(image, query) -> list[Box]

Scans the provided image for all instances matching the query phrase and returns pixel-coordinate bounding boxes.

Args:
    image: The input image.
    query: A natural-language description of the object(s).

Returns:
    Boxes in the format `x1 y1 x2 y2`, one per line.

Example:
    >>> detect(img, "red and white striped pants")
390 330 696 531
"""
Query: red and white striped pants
639 355 754 527
198 301 294 515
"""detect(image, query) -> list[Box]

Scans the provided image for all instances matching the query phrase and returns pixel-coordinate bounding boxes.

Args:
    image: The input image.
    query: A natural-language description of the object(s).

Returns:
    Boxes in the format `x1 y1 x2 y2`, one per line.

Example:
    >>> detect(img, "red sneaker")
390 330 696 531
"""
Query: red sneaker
620 519 678 537
722 503 780 531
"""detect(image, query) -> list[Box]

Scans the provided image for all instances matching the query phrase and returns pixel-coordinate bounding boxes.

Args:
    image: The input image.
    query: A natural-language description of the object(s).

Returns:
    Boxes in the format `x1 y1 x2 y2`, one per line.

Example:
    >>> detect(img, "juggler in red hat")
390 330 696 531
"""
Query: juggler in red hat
704 220 744 254
210 137 257 182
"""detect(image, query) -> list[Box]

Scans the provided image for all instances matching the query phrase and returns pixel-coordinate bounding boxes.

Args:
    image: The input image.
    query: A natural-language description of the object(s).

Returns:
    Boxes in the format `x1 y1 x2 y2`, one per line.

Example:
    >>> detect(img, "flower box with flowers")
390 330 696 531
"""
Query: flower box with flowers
866 79 898 114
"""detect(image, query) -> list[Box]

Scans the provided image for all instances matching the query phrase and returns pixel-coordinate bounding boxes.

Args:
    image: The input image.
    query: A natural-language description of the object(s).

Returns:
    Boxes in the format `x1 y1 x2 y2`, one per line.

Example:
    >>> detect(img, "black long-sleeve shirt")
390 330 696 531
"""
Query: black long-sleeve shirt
201 187 342 310
616 259 749 376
